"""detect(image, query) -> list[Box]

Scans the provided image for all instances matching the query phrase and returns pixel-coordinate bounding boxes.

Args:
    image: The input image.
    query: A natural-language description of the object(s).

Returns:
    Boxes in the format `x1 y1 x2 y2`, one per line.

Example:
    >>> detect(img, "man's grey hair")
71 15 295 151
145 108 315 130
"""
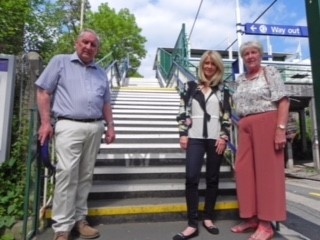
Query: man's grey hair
78 28 101 46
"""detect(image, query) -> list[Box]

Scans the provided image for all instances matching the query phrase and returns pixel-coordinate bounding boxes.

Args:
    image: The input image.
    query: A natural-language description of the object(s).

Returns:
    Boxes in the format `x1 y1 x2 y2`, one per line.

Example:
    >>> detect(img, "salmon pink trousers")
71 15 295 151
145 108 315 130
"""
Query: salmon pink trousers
235 111 286 221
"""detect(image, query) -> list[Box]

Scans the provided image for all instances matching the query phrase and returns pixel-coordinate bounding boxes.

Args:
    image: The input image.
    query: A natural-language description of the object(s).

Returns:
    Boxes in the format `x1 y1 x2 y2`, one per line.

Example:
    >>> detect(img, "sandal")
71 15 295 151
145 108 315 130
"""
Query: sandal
231 220 258 233
248 225 274 240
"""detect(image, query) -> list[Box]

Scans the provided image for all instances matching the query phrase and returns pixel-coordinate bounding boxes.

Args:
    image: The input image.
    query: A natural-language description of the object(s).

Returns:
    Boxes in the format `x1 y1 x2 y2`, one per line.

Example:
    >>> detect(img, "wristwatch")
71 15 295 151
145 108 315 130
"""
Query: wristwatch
277 124 286 130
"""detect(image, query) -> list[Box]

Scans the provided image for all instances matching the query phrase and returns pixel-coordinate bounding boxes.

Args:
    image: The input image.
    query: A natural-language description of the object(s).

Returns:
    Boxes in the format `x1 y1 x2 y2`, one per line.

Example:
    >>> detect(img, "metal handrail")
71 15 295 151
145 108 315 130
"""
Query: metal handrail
22 108 41 240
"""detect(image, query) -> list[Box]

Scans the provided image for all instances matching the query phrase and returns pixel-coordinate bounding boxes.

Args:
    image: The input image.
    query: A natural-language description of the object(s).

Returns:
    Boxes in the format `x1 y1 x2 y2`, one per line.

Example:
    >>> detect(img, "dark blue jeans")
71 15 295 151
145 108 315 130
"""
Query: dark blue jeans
185 138 223 228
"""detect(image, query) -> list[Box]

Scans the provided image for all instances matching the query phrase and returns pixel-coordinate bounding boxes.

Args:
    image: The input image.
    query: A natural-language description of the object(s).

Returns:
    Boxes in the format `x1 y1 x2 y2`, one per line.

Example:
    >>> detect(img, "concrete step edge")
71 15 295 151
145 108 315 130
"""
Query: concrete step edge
94 165 232 174
96 152 185 160
90 181 236 193
44 199 238 219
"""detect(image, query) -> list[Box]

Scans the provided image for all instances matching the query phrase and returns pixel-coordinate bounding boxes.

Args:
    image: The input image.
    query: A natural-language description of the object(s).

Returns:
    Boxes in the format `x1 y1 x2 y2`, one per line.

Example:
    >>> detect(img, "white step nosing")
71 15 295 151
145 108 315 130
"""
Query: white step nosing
109 127 178 131
112 101 179 106
111 120 178 125
100 143 180 149
91 182 236 193
112 96 180 101
113 89 177 93
96 152 185 160
113 105 179 110
112 110 178 114
113 114 176 119
102 134 179 139
111 92 180 99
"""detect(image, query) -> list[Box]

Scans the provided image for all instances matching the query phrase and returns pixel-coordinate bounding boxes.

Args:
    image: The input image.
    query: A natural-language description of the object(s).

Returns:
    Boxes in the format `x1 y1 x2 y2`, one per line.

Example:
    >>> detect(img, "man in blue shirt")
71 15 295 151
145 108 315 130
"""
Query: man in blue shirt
36 29 115 240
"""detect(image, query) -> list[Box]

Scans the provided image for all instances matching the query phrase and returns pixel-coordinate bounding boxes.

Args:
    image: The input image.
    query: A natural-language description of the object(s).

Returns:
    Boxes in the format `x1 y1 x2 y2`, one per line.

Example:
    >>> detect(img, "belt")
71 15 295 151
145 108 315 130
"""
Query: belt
57 117 102 122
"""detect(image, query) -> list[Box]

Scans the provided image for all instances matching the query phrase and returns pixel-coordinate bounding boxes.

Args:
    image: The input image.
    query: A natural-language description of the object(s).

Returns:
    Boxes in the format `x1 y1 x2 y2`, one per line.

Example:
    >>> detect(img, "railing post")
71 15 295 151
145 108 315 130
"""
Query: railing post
305 0 320 170
22 108 41 240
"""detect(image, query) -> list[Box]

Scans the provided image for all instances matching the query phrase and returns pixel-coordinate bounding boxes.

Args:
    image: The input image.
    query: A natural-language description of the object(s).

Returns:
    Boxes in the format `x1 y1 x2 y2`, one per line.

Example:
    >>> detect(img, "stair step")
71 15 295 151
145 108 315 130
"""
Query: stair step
108 126 178 132
94 165 232 174
113 114 176 119
96 152 185 160
113 100 179 106
113 96 180 101
113 87 177 92
103 133 178 139
83 77 236 221
90 179 236 193
113 105 178 110
99 143 180 149
44 196 238 222
112 109 178 114
112 120 178 125
112 93 179 99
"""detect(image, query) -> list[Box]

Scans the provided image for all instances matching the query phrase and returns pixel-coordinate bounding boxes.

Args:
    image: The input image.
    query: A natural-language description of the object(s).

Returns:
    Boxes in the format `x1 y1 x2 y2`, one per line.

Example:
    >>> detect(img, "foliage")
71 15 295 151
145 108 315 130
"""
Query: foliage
85 3 147 76
0 114 28 231
0 54 33 237
292 113 313 161
16 0 147 76
0 0 30 54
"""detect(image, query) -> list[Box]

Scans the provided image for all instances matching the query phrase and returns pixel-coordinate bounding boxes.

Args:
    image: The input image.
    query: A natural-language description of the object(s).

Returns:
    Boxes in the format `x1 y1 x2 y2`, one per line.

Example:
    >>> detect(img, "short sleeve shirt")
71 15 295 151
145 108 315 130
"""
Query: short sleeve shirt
35 53 110 119
233 65 288 117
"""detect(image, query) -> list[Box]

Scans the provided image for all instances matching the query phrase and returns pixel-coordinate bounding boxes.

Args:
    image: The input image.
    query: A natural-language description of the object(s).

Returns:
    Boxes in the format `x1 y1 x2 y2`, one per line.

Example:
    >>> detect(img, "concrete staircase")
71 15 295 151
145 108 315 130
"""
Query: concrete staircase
87 77 237 223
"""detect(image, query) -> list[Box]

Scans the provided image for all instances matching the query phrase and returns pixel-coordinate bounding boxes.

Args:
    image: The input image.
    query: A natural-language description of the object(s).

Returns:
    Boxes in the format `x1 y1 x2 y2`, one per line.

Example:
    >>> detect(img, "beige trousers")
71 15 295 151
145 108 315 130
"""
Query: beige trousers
52 119 104 232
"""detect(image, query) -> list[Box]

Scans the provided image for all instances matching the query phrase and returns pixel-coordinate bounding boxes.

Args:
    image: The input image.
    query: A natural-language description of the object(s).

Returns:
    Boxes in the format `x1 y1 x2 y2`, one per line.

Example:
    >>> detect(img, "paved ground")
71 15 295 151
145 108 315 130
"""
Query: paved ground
34 162 319 240
285 162 320 181
35 219 309 240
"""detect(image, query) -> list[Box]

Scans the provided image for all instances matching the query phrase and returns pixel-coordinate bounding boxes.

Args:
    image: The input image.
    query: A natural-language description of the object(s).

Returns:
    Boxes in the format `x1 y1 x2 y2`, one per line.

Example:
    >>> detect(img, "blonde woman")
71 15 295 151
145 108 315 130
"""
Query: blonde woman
173 50 231 240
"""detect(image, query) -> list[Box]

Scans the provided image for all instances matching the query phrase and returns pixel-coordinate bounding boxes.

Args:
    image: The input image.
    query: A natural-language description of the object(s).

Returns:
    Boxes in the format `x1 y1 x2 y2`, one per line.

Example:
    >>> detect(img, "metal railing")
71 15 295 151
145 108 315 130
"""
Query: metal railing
22 108 41 240
97 52 130 88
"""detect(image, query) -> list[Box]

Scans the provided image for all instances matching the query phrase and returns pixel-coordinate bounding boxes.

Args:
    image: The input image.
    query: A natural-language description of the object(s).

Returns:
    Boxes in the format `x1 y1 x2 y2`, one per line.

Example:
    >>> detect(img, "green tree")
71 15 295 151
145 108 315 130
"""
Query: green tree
25 0 92 60
86 3 147 76
0 0 30 54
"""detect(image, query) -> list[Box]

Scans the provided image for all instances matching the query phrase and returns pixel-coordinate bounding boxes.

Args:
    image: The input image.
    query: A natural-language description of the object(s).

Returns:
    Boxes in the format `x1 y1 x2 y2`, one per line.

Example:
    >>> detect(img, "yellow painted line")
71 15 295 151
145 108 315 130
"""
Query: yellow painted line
309 192 320 197
44 201 238 218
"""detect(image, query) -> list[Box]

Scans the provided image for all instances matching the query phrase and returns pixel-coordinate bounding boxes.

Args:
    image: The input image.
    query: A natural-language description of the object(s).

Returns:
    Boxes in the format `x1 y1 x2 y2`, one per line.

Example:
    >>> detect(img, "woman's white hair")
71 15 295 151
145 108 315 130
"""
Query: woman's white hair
239 41 263 57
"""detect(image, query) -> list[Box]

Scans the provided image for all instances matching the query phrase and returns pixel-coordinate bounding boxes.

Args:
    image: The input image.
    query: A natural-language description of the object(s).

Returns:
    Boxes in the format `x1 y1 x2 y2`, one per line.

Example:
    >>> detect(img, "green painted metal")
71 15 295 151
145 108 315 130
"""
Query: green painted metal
22 108 41 240
305 0 320 128
172 23 189 68
159 49 173 78
96 52 113 68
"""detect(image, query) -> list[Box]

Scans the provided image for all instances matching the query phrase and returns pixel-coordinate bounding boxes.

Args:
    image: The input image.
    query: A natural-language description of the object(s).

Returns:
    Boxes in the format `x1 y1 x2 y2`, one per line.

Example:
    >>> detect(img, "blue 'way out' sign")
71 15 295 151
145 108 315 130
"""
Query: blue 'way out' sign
244 23 308 37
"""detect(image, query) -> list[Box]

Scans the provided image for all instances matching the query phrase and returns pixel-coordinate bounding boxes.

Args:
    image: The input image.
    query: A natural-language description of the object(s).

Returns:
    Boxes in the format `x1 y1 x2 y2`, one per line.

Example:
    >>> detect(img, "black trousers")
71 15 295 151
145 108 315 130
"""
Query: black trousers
185 138 223 228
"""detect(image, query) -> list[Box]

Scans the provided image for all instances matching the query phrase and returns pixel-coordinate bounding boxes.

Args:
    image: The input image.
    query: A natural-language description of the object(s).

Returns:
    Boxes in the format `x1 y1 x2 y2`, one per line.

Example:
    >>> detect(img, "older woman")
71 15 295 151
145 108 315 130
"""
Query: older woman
173 50 231 240
231 41 290 240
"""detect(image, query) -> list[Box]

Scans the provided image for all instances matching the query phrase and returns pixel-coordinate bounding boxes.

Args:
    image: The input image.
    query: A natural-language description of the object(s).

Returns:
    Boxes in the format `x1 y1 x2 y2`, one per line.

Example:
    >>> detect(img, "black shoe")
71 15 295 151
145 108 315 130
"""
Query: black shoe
202 221 219 235
172 228 199 240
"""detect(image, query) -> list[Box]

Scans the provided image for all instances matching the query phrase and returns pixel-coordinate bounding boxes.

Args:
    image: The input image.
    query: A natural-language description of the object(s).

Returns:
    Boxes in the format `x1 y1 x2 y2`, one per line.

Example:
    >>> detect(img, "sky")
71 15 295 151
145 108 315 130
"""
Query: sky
88 0 310 78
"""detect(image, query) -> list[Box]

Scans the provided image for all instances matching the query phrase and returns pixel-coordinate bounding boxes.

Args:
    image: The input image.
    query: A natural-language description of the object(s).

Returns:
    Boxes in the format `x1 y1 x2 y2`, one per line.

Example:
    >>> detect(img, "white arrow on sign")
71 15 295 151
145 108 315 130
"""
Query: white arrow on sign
250 25 257 32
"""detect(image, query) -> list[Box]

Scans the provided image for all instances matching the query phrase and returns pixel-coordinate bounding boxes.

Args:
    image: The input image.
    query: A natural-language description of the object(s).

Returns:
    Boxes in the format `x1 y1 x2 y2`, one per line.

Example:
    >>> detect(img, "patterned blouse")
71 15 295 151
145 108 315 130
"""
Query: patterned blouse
176 81 231 140
233 65 288 117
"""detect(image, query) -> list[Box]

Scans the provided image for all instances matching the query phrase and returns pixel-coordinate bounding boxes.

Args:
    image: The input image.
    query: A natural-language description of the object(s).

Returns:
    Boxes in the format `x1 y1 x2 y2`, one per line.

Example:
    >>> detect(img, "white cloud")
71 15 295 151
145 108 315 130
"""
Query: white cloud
88 0 309 78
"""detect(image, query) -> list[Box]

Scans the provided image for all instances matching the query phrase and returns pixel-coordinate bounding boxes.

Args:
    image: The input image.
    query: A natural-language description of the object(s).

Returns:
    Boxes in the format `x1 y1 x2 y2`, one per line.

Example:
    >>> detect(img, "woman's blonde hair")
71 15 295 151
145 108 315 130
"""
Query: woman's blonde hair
239 40 263 58
198 50 224 87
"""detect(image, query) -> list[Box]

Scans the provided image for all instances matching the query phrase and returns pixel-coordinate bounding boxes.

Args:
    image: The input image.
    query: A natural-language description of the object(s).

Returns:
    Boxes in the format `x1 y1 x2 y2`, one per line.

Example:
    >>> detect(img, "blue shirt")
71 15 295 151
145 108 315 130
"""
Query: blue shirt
35 53 111 119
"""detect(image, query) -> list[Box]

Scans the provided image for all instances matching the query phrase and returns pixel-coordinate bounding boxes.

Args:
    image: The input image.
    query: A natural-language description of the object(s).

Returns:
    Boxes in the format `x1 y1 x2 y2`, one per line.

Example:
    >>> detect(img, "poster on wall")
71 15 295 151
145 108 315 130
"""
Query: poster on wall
0 56 15 164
